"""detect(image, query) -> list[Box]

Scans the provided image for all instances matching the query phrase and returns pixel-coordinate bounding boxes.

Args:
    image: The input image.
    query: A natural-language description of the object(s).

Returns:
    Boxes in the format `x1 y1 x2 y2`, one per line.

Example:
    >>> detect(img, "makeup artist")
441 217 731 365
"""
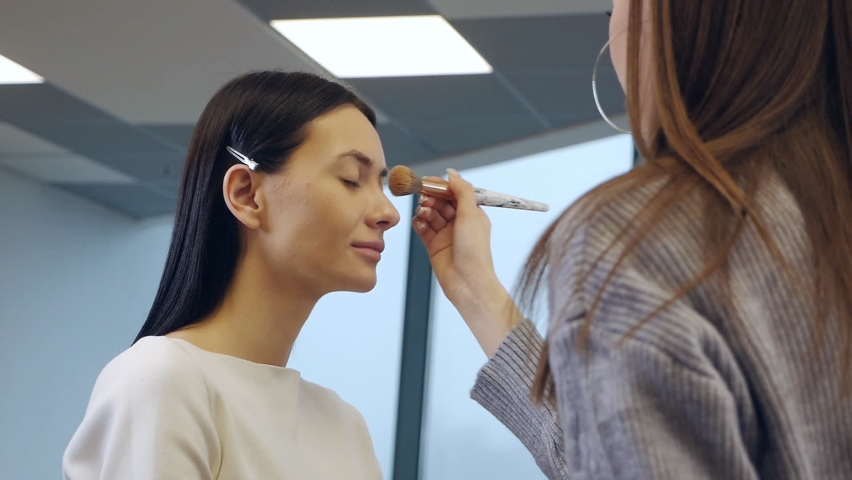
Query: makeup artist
415 0 852 478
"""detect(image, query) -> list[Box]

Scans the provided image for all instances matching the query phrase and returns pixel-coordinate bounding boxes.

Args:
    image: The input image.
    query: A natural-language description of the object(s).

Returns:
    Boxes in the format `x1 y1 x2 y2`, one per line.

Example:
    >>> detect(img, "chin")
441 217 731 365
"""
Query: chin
342 272 378 293
350 284 376 294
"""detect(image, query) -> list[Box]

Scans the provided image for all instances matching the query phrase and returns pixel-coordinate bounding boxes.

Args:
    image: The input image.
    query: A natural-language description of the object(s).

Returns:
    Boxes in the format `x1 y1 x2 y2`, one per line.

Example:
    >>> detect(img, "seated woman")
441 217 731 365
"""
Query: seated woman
63 71 400 479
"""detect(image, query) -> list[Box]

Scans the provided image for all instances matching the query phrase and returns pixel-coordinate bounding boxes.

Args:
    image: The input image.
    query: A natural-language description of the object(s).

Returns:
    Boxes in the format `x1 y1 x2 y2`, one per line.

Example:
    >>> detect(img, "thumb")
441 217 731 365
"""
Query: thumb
446 169 479 215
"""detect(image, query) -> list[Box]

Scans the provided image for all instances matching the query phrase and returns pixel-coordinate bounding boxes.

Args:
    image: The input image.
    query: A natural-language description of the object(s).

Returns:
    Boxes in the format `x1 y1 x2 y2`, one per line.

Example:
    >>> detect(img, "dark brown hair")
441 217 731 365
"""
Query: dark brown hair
522 0 852 400
135 71 375 342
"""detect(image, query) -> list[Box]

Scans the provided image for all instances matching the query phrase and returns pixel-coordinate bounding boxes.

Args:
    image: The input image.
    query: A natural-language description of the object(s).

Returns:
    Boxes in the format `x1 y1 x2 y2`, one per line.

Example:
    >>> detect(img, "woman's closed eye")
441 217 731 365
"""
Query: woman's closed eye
342 178 361 188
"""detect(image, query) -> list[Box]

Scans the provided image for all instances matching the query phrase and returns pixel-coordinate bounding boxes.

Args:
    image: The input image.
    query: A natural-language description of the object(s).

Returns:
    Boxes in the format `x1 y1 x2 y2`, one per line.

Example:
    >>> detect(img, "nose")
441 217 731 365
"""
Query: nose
368 190 401 231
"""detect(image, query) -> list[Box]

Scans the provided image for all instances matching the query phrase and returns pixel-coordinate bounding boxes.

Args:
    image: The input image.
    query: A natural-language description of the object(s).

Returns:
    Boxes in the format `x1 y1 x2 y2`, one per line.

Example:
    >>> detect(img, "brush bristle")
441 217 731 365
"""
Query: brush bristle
388 165 423 196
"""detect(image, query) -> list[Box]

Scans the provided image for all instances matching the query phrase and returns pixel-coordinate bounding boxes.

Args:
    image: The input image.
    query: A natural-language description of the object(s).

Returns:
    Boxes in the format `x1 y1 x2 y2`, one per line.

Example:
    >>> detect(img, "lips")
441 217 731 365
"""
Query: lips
352 241 384 262
352 241 385 253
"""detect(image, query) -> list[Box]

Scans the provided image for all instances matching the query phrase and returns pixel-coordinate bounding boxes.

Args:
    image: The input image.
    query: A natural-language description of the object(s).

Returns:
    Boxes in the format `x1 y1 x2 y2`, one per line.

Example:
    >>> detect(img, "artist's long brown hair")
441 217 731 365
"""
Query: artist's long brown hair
523 0 852 401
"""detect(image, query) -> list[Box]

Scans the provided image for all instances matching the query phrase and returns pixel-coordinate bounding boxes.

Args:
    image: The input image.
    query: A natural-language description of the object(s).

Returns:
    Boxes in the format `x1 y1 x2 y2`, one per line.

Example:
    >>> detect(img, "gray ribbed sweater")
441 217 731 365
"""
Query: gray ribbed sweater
471 175 852 479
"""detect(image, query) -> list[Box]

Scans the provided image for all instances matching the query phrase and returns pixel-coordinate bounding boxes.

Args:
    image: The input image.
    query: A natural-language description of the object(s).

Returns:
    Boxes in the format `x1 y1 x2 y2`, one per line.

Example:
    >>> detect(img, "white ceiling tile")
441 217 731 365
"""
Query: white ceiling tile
0 153 135 184
433 0 609 19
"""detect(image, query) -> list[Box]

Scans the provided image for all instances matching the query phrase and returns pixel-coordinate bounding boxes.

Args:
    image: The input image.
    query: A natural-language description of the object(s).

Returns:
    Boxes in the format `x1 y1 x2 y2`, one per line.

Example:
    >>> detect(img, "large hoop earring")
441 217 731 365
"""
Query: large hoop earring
592 30 631 134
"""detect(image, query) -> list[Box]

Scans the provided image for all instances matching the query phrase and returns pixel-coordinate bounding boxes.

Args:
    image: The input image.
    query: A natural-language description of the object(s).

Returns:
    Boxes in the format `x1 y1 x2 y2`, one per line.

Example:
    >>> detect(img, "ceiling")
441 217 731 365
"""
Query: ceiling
0 0 622 218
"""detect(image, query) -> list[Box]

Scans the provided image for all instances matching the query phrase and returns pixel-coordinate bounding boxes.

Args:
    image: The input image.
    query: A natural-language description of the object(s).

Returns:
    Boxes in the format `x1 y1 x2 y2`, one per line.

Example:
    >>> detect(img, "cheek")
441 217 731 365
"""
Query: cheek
609 4 629 90
298 186 361 252
610 40 628 92
262 183 314 256
263 180 366 268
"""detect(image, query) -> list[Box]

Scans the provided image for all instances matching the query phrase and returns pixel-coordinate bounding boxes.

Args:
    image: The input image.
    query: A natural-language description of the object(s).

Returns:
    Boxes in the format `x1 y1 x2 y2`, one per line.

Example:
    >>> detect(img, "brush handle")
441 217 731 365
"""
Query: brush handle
418 177 549 212
473 188 550 212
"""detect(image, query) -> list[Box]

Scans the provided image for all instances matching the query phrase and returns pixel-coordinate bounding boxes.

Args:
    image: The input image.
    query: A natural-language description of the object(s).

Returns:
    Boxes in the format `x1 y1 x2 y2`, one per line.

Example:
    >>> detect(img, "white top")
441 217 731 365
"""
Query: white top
63 336 382 479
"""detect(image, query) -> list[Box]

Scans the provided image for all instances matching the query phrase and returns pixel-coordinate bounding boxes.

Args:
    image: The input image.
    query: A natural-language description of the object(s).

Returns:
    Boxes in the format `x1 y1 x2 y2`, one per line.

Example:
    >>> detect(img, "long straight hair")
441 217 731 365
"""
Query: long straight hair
523 0 852 401
134 71 375 343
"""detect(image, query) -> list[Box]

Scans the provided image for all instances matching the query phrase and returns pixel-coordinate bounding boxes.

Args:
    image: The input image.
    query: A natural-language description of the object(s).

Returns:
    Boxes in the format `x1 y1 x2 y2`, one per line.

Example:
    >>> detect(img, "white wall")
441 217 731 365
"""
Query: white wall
0 169 409 478
0 169 172 478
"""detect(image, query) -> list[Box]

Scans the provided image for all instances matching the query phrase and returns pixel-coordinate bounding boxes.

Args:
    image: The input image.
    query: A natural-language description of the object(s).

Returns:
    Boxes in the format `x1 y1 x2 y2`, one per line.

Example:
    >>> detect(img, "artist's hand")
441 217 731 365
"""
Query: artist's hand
413 169 522 356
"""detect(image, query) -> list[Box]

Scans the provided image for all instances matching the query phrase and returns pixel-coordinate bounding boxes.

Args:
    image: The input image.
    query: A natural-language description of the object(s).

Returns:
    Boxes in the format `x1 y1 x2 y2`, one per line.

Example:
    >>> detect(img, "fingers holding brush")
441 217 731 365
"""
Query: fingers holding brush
413 216 437 245
416 204 448 231
417 192 456 227
445 169 479 216
413 196 451 247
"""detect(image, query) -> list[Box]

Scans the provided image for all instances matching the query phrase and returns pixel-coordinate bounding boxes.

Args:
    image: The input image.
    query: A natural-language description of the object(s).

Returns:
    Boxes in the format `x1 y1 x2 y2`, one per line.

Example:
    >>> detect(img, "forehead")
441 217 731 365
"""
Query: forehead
296 105 386 170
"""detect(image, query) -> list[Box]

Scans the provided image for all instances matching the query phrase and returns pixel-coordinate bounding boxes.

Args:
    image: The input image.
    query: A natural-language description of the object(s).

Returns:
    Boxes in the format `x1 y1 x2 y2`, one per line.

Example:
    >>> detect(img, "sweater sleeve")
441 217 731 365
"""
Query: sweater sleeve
471 318 570 479
63 341 220 480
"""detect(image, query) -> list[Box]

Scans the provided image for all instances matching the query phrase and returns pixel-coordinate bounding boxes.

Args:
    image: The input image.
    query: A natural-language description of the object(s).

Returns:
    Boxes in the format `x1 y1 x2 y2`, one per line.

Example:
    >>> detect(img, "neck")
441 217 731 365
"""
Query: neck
169 248 320 368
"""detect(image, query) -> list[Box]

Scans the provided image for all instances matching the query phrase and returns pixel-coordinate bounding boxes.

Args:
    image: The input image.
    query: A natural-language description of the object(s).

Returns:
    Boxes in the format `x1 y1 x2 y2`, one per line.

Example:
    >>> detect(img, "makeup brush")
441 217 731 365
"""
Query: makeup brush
388 165 549 213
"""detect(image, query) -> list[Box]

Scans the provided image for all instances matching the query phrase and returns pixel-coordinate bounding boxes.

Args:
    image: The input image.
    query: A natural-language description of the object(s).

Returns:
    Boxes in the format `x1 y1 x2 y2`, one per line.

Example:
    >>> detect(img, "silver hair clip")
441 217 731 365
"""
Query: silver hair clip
226 146 259 171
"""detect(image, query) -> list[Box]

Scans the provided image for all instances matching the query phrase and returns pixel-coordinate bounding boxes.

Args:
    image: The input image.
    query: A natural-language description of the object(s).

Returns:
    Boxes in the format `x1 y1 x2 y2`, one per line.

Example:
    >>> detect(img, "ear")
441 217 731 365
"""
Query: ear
223 164 263 230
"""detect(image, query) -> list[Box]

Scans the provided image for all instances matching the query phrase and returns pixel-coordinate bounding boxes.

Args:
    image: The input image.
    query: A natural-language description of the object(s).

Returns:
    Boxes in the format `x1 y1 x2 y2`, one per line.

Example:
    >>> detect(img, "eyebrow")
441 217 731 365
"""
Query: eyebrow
338 150 388 178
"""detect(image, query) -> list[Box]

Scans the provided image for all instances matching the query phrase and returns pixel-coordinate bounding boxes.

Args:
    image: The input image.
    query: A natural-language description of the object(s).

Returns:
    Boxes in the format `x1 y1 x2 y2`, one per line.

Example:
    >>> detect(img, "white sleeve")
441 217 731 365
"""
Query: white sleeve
63 342 220 480
349 406 383 478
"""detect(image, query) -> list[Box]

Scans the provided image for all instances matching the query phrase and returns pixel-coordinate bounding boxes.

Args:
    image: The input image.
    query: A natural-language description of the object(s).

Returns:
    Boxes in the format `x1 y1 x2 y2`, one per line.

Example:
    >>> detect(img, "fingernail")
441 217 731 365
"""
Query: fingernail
418 195 426 205
417 206 427 216
414 220 425 231
446 168 459 177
